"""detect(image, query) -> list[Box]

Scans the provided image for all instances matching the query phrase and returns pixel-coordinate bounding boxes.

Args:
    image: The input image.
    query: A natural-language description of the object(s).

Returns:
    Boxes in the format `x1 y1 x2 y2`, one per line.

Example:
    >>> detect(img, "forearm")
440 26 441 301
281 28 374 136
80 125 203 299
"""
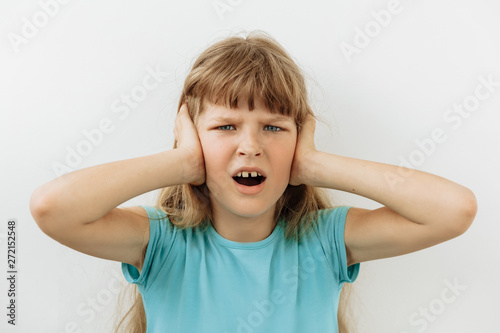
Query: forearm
30 148 190 225
306 151 477 227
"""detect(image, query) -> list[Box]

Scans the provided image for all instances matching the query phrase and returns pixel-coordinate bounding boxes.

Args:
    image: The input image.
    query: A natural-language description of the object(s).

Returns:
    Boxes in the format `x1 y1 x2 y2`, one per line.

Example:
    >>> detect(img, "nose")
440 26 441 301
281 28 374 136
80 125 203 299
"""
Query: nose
237 130 262 157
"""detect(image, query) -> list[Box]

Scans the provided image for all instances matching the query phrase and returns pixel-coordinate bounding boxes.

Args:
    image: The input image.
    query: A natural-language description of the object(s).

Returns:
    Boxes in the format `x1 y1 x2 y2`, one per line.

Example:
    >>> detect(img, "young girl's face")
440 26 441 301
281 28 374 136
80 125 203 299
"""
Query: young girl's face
195 97 297 221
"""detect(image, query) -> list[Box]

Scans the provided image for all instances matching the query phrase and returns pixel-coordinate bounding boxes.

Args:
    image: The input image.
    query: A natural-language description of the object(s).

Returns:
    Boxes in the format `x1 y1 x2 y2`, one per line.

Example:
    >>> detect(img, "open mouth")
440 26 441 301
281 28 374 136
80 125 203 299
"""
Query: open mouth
233 171 266 187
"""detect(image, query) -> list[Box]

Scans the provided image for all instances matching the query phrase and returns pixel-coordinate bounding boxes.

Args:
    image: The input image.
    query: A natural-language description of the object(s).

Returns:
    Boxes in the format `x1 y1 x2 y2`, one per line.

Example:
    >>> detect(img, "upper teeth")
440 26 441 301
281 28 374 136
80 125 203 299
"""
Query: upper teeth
236 171 262 178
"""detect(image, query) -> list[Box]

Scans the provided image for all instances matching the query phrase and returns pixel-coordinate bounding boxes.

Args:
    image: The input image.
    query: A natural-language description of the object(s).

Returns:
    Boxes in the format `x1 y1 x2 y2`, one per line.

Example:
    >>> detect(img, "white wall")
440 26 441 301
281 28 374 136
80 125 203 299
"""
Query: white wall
1 0 498 332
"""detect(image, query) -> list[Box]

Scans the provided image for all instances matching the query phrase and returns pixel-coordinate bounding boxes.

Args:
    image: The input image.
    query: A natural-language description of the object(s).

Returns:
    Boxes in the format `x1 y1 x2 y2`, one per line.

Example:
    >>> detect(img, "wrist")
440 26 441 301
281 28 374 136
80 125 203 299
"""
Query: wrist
295 150 323 187
176 147 205 185
302 151 326 187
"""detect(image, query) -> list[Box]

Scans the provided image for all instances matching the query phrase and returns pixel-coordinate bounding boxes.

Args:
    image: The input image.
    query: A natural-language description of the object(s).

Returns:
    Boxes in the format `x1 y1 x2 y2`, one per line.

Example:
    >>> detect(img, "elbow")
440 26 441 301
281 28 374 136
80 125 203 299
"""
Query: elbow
452 188 478 236
30 186 56 235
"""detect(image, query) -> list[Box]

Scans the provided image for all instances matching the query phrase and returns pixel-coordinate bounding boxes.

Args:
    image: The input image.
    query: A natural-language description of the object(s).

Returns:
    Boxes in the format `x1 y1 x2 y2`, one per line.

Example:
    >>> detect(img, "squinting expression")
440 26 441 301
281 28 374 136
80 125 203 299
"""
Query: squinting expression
195 98 297 222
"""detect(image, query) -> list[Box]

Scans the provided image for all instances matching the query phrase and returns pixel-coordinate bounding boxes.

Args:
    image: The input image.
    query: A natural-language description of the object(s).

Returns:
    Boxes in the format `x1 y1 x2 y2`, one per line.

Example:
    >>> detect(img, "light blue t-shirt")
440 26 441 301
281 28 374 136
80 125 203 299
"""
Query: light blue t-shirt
122 205 360 333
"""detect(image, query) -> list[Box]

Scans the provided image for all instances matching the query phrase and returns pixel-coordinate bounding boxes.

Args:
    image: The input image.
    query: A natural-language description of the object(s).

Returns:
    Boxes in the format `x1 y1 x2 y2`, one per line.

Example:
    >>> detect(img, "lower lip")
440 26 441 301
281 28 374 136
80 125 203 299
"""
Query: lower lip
233 178 266 195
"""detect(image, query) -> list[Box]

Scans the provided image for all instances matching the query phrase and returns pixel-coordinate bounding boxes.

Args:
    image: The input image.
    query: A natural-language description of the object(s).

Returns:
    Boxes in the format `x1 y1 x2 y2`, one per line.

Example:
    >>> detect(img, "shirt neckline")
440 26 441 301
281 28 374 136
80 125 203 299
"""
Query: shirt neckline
208 219 283 249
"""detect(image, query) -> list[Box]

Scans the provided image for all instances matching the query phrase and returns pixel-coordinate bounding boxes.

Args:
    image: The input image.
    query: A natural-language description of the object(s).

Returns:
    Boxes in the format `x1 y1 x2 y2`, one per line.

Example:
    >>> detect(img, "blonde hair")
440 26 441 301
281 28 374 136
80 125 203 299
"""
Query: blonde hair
114 31 356 333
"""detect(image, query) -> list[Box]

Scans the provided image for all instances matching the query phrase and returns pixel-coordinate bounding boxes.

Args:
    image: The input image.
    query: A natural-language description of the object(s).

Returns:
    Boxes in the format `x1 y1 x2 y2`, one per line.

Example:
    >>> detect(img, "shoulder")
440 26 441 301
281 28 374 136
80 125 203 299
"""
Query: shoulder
140 205 168 220
139 205 177 229
302 206 352 242
139 205 212 242
315 206 352 225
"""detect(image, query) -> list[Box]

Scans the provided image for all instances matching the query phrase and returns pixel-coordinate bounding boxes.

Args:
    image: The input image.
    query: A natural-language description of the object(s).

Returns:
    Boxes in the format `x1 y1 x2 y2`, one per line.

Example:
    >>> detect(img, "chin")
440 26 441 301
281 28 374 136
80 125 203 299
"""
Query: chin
220 198 277 220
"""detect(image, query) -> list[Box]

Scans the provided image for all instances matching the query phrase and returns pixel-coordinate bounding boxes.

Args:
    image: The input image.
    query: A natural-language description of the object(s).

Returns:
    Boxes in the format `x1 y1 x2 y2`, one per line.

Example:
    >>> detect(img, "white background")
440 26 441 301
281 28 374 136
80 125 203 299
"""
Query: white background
1 0 499 332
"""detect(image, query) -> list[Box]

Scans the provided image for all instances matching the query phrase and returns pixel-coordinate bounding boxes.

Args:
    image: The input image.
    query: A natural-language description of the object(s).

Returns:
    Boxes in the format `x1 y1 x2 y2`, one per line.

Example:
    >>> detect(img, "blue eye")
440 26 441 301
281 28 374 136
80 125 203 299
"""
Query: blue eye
217 125 235 130
265 125 282 132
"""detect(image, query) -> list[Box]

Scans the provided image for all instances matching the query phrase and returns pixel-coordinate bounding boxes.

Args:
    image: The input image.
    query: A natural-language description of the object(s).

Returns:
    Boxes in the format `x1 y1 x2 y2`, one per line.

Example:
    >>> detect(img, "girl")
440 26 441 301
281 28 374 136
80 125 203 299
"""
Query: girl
30 31 477 333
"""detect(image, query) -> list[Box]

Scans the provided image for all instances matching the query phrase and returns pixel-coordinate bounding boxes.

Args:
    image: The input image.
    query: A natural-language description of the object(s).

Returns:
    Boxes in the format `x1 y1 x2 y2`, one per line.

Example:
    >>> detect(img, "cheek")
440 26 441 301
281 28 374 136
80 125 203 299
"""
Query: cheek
202 150 225 195
198 134 217 163
272 141 296 174
199 138 230 184
200 145 218 174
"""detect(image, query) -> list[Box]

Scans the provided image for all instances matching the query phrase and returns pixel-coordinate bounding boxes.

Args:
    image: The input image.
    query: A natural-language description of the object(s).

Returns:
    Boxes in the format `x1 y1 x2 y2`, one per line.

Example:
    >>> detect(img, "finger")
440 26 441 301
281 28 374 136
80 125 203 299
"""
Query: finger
174 125 179 144
175 104 200 150
174 104 189 146
178 104 196 127
175 103 192 126
178 103 189 115
303 113 316 131
299 114 316 142
174 114 183 135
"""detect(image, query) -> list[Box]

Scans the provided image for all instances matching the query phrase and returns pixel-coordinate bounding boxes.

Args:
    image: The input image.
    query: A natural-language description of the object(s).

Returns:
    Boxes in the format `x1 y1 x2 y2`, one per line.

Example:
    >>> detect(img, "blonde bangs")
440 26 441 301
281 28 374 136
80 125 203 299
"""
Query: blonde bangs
183 33 310 127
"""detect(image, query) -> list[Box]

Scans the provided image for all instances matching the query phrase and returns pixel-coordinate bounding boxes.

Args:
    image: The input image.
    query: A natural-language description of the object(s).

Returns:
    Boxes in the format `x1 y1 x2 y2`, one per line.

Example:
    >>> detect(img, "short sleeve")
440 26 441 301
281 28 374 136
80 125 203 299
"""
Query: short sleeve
315 206 360 284
121 205 175 293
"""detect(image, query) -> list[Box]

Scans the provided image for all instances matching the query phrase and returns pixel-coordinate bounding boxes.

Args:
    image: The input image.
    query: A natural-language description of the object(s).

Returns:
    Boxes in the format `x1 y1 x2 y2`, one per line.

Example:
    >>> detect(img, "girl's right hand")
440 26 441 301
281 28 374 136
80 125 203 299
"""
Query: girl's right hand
174 104 206 185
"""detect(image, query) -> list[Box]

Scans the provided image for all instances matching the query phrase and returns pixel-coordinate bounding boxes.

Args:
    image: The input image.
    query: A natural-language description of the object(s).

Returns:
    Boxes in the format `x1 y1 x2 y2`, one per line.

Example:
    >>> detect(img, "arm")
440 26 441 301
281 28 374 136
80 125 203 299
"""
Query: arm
30 104 204 270
290 115 477 266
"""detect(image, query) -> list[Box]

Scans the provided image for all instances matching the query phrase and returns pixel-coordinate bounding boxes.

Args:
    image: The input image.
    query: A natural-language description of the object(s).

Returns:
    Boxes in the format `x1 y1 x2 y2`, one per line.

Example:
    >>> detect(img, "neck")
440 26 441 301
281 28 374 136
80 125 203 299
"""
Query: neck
211 205 277 243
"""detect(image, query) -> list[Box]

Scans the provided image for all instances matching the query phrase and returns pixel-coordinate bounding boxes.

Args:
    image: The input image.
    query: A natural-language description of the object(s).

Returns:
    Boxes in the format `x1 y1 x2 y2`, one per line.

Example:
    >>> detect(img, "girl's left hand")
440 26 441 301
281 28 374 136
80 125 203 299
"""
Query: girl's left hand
289 113 318 186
